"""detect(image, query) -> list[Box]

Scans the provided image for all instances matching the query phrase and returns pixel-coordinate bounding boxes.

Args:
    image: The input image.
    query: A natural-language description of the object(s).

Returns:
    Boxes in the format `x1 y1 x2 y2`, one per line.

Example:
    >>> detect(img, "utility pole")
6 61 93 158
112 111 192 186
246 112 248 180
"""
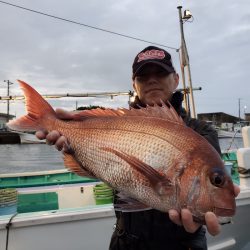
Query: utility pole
238 98 241 122
178 47 189 113
3 80 14 122
177 6 196 118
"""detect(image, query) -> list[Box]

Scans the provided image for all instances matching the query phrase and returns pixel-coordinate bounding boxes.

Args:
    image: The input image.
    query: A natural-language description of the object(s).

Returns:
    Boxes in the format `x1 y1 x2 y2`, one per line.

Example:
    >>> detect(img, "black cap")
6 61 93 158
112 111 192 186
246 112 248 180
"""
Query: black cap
132 46 175 79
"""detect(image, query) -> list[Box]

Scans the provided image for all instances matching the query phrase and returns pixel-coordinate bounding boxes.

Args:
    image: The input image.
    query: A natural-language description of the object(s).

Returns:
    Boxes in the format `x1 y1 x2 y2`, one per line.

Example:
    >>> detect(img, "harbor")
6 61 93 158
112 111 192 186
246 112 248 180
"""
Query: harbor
0 136 250 249
0 128 250 250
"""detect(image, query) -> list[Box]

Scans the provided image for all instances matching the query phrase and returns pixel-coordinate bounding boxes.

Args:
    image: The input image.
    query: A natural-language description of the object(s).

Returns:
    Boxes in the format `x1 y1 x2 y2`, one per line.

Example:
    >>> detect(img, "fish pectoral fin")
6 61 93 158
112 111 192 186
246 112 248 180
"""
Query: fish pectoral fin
114 203 152 212
115 193 151 212
101 147 173 196
63 153 96 178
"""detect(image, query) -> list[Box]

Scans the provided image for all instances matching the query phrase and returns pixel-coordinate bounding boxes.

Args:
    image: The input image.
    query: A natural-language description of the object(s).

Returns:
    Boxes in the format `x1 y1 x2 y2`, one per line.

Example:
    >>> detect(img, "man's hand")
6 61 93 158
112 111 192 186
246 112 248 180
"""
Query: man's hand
35 109 76 153
168 209 221 236
169 185 240 236
36 130 71 152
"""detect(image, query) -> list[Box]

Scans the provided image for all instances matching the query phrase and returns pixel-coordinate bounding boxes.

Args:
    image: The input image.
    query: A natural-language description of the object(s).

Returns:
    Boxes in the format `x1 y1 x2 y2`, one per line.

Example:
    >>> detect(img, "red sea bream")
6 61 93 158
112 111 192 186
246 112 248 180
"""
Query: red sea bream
7 80 236 223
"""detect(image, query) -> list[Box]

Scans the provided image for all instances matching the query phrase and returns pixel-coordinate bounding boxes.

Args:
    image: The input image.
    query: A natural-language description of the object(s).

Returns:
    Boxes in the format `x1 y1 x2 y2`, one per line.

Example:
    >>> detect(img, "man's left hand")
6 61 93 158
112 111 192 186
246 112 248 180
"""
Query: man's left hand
169 185 240 236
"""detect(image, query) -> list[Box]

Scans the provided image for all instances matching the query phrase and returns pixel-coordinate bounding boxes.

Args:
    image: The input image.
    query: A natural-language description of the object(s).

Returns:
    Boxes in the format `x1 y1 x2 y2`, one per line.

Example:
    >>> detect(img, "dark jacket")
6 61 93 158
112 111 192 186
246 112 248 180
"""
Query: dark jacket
109 92 221 250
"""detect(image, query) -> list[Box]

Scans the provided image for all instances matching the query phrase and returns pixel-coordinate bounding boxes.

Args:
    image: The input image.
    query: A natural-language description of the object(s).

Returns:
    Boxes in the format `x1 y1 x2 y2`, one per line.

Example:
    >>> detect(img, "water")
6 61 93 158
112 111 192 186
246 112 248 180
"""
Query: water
0 138 244 174
0 144 64 174
219 137 244 152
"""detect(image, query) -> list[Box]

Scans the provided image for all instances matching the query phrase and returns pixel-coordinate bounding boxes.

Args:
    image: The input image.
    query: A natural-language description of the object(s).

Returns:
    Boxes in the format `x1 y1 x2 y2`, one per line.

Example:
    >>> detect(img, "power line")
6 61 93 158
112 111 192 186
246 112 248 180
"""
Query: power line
0 0 178 51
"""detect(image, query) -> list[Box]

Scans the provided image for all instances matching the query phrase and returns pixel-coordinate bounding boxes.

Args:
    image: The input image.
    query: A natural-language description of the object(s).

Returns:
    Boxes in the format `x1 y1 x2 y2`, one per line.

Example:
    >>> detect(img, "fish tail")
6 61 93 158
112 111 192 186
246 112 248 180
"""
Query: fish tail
7 80 56 132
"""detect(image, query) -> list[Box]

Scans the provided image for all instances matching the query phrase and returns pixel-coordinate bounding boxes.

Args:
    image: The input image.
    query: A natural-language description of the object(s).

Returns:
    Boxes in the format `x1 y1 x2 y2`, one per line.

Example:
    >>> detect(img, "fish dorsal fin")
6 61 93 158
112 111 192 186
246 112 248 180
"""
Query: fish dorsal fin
70 101 183 124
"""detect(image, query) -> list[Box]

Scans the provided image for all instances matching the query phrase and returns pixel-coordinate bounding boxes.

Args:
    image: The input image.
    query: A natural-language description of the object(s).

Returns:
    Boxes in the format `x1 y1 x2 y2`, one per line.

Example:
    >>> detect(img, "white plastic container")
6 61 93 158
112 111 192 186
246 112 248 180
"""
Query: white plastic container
242 126 250 148
236 127 250 188
224 161 233 176
237 148 250 170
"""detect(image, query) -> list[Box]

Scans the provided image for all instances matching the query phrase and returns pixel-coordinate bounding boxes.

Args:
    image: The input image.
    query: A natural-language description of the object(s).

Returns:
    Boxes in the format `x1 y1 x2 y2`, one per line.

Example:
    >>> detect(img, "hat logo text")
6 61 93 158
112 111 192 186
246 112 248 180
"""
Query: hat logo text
137 50 165 62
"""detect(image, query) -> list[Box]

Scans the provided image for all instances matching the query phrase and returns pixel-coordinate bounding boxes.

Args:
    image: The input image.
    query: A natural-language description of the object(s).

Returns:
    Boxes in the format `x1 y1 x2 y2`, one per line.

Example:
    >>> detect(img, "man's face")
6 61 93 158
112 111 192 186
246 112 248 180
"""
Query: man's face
133 64 179 106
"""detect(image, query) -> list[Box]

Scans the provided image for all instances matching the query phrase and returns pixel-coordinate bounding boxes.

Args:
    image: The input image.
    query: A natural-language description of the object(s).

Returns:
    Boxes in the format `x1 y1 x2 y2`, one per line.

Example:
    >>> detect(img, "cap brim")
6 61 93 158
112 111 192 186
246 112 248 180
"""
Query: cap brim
133 61 175 79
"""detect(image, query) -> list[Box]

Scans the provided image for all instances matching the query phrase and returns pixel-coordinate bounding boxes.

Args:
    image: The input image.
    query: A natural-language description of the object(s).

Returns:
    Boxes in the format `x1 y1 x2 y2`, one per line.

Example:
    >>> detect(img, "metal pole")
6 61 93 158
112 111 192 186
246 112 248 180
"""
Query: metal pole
177 7 188 114
178 48 189 113
177 6 196 118
3 80 13 122
7 81 10 119
0 88 202 101
185 56 196 118
238 98 241 121
0 91 133 100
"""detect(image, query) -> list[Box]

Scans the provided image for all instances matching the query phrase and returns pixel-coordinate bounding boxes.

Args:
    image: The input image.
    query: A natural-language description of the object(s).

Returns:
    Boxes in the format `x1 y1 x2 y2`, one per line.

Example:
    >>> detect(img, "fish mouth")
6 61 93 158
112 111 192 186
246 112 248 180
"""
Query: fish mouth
193 207 235 225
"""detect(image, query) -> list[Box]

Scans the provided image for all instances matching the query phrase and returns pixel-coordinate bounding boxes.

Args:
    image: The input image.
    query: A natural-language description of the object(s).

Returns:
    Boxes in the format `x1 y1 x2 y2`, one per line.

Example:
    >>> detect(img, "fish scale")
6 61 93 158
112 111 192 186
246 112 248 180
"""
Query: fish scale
59 124 178 206
67 125 179 171
56 122 191 210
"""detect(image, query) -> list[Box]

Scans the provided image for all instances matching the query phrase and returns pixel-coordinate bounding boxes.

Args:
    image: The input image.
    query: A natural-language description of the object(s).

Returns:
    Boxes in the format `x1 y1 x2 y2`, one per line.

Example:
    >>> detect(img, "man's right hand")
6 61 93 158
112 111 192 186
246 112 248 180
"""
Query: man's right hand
35 109 76 153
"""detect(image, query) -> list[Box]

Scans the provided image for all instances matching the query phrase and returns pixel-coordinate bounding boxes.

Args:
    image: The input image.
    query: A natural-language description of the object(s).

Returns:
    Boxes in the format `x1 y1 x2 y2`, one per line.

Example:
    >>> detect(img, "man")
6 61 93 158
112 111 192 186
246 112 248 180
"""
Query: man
36 46 240 250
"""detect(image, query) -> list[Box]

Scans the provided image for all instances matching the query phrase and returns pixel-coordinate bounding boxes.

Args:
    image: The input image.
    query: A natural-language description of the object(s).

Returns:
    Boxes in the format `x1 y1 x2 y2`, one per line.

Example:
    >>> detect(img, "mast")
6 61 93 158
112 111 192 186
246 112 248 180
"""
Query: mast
177 6 196 118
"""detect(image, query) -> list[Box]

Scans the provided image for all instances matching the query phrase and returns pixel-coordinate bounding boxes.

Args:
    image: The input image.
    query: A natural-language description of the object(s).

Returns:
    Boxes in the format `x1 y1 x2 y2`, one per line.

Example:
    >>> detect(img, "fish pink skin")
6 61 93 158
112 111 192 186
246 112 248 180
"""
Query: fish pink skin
7 80 236 223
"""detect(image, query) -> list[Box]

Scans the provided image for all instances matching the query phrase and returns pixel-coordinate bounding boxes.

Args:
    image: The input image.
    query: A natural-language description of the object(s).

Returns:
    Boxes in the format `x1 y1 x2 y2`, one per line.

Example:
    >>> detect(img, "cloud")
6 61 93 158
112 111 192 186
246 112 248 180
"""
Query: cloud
0 0 249 118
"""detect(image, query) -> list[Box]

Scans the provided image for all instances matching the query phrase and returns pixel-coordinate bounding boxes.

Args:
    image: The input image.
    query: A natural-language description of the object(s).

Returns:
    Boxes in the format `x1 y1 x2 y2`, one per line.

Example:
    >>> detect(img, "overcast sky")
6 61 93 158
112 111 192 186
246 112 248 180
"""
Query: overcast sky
0 0 249 118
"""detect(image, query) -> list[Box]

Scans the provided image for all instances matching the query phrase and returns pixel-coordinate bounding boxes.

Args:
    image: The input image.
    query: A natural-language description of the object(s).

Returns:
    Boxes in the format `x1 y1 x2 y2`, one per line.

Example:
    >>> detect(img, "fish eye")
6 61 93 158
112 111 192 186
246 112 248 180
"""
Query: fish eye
210 168 225 187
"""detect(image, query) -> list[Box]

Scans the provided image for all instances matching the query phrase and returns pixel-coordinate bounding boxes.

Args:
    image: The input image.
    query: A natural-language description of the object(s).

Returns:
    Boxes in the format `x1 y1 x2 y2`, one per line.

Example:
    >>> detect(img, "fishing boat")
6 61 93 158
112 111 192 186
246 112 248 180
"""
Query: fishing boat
0 171 115 250
17 131 45 144
217 129 242 139
1 130 250 250
0 131 21 144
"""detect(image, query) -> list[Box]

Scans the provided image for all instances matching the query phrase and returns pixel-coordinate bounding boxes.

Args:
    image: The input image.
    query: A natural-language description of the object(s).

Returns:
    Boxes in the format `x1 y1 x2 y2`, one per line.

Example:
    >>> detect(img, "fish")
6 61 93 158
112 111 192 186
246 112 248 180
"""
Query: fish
7 80 236 223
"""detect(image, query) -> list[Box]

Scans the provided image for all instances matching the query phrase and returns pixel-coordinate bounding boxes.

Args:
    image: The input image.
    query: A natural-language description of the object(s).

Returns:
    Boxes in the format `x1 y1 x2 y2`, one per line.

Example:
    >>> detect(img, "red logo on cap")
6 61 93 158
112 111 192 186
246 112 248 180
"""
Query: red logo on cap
137 49 165 62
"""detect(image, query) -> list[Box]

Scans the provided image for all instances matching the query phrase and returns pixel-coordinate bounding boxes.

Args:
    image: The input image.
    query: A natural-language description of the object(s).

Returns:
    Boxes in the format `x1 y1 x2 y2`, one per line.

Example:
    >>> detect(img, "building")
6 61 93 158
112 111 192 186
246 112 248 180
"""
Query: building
245 113 250 122
0 113 15 130
197 112 242 126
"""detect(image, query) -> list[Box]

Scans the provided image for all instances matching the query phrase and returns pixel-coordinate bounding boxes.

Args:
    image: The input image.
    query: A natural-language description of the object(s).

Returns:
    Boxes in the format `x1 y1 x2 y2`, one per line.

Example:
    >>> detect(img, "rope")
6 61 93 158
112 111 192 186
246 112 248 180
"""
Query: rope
5 212 18 250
